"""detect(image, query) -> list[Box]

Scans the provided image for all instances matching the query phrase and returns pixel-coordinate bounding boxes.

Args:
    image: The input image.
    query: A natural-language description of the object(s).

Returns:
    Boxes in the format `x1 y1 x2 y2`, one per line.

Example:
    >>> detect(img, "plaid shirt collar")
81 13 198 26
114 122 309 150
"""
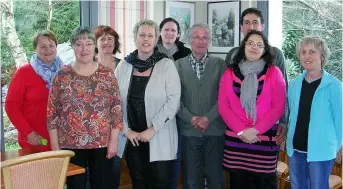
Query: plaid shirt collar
188 53 209 65
188 53 209 80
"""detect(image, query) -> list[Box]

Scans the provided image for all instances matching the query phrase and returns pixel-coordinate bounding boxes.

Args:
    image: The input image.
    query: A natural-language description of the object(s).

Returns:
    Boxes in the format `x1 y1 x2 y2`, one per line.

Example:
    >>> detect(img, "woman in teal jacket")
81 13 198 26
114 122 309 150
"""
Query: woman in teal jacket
286 36 342 189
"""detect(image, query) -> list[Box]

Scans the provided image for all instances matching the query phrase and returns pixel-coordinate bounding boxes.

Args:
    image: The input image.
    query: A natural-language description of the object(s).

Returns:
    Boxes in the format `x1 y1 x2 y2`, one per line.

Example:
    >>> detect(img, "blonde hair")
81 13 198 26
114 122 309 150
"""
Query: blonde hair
296 36 330 67
133 19 159 41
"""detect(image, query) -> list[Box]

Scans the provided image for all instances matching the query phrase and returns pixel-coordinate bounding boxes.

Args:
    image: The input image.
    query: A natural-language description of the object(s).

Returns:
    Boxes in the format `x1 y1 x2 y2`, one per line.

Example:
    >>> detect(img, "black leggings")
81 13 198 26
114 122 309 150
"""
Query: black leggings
125 142 174 189
65 148 115 189
229 171 277 189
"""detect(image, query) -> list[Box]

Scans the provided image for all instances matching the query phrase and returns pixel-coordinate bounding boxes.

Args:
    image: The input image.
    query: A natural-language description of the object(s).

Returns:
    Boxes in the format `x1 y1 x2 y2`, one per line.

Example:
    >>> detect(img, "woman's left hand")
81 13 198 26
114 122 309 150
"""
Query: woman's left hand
138 127 156 142
106 139 118 159
240 128 259 143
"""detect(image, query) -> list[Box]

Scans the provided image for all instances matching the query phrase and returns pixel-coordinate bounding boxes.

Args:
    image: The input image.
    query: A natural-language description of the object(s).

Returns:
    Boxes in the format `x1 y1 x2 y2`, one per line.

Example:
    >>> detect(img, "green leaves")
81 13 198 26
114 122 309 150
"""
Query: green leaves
282 0 342 80
1 0 80 86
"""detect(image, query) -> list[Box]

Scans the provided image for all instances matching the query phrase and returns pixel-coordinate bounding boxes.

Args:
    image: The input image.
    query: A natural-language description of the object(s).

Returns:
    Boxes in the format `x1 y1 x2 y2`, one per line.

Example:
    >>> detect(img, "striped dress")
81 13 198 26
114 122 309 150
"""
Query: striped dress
222 65 280 175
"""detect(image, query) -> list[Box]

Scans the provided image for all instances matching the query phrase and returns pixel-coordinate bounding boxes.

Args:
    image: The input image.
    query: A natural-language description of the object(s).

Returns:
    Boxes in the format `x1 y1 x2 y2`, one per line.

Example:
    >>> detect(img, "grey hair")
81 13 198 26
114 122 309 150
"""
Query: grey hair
296 36 331 67
70 26 96 46
133 19 159 41
185 23 212 45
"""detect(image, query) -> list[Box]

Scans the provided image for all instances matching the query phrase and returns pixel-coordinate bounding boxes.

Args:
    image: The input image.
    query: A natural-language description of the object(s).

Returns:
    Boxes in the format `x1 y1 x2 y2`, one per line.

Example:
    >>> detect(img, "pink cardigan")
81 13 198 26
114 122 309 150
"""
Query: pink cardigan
218 66 286 134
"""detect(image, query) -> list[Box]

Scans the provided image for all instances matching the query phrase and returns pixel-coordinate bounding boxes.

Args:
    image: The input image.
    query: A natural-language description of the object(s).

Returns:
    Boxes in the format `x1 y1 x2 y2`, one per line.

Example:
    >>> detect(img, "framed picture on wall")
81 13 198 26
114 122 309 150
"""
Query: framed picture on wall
208 1 240 53
165 1 195 43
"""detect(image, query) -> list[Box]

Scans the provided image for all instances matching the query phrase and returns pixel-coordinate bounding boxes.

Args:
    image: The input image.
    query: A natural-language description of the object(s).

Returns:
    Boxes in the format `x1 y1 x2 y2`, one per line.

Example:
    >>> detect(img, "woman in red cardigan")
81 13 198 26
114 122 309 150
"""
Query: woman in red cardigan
218 30 286 189
5 30 63 151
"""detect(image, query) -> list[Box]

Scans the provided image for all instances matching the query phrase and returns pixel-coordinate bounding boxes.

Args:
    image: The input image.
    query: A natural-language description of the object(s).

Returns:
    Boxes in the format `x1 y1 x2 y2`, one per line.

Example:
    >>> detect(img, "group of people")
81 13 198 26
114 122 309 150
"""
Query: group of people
5 7 341 189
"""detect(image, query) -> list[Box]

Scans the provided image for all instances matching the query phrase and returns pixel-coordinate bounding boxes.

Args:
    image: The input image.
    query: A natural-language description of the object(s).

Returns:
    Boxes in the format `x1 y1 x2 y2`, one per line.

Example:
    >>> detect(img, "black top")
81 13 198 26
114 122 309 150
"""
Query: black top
127 75 150 132
293 78 322 152
115 58 121 66
173 42 192 61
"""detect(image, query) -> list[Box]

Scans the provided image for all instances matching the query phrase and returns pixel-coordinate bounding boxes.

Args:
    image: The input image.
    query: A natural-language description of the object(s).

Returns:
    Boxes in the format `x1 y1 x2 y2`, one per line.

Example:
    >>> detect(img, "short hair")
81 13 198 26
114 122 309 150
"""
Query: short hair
296 36 330 67
240 8 264 25
230 30 274 68
158 17 181 44
185 23 212 45
94 25 121 54
32 30 57 49
70 26 96 46
133 19 159 41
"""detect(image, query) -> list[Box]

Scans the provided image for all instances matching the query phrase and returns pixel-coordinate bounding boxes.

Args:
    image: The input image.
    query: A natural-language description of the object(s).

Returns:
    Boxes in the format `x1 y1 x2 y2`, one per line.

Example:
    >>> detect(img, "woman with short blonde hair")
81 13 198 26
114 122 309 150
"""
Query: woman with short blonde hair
115 19 181 189
287 36 342 189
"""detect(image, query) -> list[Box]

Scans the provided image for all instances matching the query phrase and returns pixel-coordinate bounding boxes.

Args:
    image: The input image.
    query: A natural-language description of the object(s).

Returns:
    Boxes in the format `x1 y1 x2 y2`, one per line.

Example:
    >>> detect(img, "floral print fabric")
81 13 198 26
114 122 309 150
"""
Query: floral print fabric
47 64 123 149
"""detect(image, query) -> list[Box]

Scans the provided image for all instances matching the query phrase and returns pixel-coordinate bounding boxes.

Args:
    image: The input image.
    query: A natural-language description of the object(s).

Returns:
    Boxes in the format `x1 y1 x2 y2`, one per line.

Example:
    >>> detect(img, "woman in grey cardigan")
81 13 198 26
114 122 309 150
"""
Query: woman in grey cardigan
115 19 181 189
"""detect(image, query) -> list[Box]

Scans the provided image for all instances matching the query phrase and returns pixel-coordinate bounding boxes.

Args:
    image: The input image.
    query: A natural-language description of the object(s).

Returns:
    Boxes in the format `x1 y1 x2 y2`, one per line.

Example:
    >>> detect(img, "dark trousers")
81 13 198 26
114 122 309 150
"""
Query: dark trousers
125 142 173 189
85 155 121 189
65 148 115 189
172 130 182 189
229 171 277 189
112 155 122 188
182 135 225 189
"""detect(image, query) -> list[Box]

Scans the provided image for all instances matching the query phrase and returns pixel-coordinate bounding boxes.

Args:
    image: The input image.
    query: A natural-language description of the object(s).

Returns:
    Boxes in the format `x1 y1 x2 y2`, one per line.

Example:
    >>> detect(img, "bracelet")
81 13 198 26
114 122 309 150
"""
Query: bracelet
237 131 244 136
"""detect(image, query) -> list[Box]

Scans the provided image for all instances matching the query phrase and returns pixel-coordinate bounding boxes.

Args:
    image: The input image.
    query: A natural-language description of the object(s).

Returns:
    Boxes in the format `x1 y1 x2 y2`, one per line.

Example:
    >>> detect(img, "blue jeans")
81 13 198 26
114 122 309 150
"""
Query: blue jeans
171 131 182 189
288 151 334 189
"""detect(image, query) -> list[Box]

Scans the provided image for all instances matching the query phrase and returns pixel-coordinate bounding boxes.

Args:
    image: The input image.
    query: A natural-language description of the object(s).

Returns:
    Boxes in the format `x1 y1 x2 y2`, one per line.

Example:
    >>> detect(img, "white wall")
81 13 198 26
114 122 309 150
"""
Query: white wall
268 0 283 49
148 0 258 59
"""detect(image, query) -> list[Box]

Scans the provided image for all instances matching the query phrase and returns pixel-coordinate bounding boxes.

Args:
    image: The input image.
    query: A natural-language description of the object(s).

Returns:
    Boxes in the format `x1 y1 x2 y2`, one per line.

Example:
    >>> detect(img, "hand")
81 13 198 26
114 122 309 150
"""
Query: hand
138 127 156 142
196 116 209 132
240 128 259 143
106 139 118 159
191 116 199 126
125 130 140 146
191 116 201 131
50 142 61 151
239 135 261 144
276 124 287 145
27 131 42 146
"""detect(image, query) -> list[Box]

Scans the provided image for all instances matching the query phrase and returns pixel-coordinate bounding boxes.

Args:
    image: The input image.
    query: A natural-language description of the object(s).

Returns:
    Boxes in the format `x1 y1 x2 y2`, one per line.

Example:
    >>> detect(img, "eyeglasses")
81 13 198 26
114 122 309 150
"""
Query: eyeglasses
74 43 94 49
192 36 211 42
245 41 265 48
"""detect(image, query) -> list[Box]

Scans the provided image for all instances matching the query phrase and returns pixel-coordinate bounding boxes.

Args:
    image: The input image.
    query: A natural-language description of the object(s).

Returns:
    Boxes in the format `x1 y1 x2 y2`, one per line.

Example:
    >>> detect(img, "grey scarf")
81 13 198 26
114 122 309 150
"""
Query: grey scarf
157 43 178 61
238 59 266 124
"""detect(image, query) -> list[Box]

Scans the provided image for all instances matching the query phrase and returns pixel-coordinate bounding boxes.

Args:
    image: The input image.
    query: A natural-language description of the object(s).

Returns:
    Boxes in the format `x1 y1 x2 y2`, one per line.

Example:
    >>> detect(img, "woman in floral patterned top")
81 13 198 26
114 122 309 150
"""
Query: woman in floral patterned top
47 26 123 189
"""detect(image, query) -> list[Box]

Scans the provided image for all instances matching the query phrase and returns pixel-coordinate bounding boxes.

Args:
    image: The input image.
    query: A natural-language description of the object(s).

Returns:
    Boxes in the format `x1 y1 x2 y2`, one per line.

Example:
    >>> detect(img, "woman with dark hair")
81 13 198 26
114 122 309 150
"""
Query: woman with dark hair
157 17 191 61
218 30 286 189
94 25 121 70
157 17 191 188
93 25 124 189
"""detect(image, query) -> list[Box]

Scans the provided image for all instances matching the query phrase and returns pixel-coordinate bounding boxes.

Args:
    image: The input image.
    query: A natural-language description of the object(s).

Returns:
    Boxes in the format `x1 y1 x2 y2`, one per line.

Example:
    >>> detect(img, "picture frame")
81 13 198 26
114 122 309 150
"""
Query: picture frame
165 1 195 43
208 1 241 53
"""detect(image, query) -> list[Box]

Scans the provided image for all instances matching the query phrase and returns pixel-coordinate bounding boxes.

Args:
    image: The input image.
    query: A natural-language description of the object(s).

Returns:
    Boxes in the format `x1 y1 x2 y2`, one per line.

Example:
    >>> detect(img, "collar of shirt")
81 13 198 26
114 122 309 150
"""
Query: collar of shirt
188 53 209 66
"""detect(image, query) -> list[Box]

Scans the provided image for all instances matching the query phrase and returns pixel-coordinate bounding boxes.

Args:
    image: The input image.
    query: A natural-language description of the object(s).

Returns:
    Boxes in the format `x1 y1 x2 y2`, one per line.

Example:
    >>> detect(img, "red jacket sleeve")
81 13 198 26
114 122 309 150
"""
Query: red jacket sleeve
218 69 247 133
254 67 286 134
5 67 34 136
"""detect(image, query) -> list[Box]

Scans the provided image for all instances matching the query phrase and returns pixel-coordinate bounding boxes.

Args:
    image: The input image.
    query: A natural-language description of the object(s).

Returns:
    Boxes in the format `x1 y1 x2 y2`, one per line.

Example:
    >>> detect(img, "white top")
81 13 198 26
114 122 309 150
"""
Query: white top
115 57 181 162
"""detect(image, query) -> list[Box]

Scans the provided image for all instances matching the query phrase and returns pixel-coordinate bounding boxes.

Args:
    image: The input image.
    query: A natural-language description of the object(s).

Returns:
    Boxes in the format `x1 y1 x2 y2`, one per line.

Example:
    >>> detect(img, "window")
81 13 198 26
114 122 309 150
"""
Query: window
98 0 147 59
1 0 81 151
281 0 342 80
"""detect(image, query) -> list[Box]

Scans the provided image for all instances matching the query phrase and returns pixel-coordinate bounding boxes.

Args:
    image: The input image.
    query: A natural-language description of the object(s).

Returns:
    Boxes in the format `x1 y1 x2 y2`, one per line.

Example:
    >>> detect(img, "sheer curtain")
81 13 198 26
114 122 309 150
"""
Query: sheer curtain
98 0 147 59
